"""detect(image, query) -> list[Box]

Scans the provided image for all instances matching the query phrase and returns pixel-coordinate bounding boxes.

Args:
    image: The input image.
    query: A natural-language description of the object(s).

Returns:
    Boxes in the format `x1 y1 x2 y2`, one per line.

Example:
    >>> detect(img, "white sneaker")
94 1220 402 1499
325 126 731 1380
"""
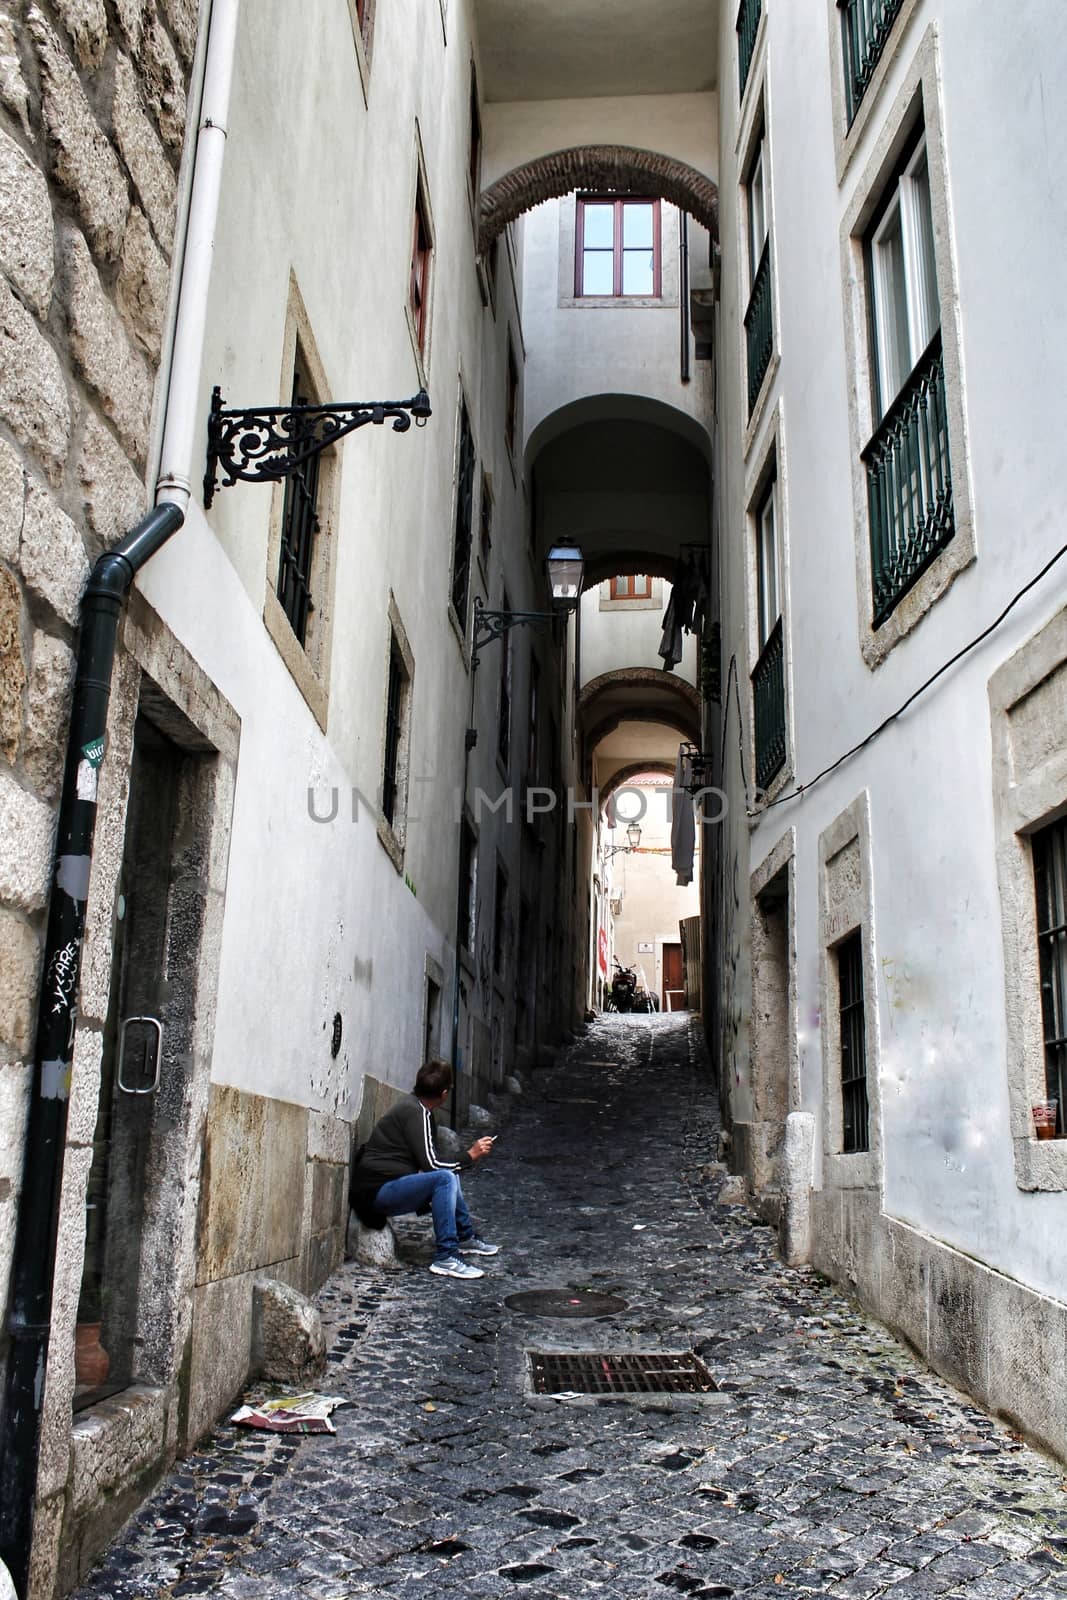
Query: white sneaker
430 1255 484 1279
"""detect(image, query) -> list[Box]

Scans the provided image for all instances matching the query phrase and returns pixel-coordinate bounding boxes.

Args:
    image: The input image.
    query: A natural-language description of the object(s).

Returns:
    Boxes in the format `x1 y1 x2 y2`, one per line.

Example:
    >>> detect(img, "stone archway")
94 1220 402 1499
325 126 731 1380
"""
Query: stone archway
479 145 719 255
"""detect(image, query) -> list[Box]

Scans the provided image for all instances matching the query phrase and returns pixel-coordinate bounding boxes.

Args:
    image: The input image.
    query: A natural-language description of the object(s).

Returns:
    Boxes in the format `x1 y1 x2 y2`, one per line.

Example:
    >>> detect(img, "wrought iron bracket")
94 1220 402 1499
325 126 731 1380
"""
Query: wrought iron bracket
471 598 557 668
203 385 431 507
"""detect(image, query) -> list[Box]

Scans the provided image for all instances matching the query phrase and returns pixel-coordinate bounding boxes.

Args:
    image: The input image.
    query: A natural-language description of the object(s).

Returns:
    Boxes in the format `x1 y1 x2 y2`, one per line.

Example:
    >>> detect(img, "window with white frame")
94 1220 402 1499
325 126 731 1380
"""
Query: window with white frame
751 470 785 792
743 123 773 416
868 132 939 418
755 478 779 650
863 121 953 629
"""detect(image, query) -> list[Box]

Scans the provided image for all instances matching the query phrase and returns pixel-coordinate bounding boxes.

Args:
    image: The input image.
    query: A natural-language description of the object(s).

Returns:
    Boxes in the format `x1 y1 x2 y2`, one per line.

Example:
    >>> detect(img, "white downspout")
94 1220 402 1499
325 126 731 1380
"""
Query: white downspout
155 0 240 511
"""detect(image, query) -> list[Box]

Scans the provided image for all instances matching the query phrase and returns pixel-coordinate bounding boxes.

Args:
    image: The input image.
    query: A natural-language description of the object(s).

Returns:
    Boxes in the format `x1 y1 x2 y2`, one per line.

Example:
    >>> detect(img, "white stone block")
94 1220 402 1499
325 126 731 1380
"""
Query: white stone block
0 279 70 471
0 126 55 316
0 769 55 910
21 476 89 626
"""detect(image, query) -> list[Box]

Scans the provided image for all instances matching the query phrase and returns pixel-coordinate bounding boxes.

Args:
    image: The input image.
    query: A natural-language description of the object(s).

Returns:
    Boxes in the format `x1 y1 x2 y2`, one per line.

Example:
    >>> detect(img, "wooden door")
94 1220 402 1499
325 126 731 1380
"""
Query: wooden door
662 942 685 1011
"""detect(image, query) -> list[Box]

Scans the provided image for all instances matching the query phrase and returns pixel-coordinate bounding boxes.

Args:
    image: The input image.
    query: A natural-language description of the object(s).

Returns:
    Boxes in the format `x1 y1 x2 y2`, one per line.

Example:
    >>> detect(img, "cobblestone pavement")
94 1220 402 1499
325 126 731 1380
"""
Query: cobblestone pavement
75 1015 1067 1599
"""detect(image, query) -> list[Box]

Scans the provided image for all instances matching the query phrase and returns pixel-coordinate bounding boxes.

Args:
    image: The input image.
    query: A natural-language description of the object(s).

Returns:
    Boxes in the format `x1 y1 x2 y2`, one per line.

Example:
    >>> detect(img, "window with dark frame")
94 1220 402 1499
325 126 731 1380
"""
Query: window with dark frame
497 586 512 767
526 657 540 784
468 65 482 197
381 635 406 828
1033 817 1067 1138
458 817 477 951
752 471 785 792
576 196 662 298
451 397 476 625
276 344 322 648
493 859 508 974
478 471 493 571
838 931 870 1153
410 181 433 355
505 336 519 455
609 575 653 601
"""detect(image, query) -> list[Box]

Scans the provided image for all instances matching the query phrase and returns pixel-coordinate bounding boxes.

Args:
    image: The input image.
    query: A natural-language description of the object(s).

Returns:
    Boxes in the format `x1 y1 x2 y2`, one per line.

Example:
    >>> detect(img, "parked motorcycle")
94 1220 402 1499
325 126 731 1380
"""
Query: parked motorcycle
606 959 638 1012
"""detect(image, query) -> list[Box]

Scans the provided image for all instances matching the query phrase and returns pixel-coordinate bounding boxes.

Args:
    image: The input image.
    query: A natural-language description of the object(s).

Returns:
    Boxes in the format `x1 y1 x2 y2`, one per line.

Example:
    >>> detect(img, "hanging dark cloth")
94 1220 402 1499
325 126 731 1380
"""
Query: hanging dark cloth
658 551 709 671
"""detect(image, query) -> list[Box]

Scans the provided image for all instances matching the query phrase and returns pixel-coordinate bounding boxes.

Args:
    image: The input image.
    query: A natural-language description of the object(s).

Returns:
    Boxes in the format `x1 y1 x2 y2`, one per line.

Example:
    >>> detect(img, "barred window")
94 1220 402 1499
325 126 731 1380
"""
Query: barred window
381 639 405 827
451 398 476 625
277 345 322 648
1034 817 1067 1138
838 931 869 1153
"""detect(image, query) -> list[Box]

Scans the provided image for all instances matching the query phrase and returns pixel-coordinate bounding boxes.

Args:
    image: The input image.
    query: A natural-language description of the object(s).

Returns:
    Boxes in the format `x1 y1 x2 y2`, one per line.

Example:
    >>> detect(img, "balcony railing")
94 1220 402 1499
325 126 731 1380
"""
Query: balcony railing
737 0 763 98
840 0 906 124
863 329 954 628
752 615 786 792
744 239 773 416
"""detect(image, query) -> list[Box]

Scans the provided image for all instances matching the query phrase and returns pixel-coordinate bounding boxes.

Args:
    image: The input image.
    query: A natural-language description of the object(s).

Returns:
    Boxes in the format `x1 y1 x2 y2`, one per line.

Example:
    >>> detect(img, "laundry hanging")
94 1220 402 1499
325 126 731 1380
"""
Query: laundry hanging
671 746 695 886
658 551 710 672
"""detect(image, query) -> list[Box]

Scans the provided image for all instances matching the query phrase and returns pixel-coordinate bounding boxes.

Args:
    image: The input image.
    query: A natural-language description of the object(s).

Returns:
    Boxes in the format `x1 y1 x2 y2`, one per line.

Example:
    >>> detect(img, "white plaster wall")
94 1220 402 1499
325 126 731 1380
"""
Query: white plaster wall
137 0 541 1114
522 194 715 445
483 91 718 188
580 584 698 687
715 0 1067 1303
602 786 700 996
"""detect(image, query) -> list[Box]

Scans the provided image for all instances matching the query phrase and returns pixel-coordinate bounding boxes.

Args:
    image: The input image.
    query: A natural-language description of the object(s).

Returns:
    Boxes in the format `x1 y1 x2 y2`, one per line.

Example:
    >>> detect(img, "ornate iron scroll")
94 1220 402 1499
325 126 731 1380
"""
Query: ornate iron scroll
203 385 431 507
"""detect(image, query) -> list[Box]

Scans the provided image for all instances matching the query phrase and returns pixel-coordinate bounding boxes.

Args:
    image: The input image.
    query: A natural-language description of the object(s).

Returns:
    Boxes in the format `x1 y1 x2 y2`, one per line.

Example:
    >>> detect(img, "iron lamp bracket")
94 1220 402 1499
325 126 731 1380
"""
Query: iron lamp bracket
471 598 557 668
203 385 431 507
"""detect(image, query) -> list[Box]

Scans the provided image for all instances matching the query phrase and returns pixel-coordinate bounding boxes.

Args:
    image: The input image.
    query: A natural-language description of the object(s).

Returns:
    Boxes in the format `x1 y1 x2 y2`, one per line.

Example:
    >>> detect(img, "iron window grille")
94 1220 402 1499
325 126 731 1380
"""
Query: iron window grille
1033 817 1067 1137
576 196 662 298
478 473 493 570
838 931 870 1153
468 66 482 198
381 639 405 827
863 329 953 626
276 350 322 647
505 337 519 455
451 399 476 626
840 0 906 125
863 131 949 626
744 238 773 415
497 589 512 767
737 0 762 98
752 616 785 792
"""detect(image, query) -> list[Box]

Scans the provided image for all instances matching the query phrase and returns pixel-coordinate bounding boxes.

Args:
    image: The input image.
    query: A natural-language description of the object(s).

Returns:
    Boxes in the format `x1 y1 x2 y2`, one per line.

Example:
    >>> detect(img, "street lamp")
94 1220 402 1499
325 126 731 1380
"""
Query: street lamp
471 544 585 667
604 821 642 860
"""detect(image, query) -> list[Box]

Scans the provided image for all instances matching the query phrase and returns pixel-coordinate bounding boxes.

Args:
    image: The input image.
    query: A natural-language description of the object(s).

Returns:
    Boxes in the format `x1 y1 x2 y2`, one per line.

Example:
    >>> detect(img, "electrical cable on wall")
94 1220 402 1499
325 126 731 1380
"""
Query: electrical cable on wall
722 540 1067 817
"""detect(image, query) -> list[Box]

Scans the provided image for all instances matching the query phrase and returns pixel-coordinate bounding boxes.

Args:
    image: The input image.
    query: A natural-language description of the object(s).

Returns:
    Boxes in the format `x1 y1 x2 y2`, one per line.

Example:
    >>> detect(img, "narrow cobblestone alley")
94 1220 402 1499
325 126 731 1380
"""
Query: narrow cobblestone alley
74 1017 1067 1600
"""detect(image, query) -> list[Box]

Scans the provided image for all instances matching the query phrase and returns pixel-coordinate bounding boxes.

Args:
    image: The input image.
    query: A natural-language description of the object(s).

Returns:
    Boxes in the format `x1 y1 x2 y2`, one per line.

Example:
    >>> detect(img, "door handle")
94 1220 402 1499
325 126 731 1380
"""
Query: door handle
117 1015 163 1095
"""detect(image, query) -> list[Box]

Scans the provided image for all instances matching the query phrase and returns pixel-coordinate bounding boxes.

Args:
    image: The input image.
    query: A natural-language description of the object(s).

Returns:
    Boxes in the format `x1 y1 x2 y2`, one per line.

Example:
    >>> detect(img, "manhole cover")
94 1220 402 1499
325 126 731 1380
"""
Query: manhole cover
505 1289 628 1318
528 1350 718 1396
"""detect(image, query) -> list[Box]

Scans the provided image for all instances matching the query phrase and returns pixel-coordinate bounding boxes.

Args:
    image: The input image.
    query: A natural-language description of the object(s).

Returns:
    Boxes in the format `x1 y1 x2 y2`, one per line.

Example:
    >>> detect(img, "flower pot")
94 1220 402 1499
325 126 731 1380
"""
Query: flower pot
74 1322 110 1387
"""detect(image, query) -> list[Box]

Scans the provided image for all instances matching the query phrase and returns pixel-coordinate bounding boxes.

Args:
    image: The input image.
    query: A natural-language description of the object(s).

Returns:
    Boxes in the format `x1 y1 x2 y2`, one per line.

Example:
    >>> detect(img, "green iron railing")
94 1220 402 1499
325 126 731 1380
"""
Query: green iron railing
840 0 906 124
737 0 763 98
752 615 785 792
863 329 953 628
744 239 773 416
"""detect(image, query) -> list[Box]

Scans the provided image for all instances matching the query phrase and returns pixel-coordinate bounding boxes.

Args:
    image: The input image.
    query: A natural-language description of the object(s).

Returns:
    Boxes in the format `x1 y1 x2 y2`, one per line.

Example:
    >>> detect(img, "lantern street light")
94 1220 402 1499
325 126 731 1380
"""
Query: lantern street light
471 544 585 667
605 821 642 860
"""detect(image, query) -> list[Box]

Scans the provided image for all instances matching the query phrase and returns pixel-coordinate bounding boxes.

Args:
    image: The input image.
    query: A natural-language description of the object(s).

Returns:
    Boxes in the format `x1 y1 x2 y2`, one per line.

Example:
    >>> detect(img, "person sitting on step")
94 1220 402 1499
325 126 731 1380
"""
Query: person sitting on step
349 1057 499 1280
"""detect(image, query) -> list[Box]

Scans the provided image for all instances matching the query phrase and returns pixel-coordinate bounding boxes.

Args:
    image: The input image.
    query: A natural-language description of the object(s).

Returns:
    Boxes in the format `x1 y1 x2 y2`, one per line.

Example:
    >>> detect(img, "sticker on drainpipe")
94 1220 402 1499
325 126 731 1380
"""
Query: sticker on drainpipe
76 736 106 802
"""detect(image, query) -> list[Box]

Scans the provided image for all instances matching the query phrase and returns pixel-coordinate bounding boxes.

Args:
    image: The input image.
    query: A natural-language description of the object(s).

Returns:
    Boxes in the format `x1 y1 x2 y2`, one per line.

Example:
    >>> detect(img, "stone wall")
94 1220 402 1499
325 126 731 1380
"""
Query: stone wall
0 0 193 1362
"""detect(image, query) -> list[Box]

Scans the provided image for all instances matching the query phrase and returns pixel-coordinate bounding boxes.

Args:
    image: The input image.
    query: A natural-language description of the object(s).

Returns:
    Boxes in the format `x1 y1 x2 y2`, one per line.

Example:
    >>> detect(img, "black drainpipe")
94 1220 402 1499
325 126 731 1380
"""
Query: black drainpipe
0 501 184 1597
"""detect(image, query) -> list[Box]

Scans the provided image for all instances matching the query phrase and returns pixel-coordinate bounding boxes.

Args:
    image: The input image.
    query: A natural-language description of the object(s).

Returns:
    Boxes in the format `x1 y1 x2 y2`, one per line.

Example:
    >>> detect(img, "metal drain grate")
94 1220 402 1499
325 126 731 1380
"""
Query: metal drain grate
528 1350 718 1396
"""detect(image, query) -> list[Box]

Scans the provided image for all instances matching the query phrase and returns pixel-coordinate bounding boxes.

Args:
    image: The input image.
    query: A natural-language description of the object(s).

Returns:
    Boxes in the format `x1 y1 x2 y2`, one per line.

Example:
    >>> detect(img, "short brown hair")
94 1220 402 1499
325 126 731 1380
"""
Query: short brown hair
415 1058 453 1099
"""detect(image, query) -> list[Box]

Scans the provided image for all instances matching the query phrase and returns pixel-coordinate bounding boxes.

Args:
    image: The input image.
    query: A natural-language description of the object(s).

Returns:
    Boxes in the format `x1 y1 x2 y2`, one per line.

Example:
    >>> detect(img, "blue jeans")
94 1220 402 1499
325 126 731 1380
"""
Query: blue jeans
374 1170 474 1261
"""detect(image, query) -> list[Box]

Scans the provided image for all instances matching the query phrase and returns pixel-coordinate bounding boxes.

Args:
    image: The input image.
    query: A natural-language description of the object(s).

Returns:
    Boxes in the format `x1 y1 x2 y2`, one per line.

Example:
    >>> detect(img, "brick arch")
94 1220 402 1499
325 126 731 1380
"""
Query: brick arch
599 761 676 810
579 668 702 718
479 146 719 255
